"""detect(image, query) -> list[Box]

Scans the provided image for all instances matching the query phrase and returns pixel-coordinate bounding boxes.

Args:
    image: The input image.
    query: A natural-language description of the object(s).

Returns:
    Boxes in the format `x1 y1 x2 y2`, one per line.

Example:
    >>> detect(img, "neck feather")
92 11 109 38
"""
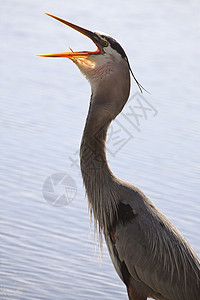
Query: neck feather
80 102 120 231
80 63 130 232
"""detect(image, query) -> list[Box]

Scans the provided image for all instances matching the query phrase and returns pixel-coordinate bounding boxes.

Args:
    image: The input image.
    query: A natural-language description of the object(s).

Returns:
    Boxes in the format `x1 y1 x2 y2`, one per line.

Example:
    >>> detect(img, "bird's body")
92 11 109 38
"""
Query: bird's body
38 14 200 300
80 82 200 300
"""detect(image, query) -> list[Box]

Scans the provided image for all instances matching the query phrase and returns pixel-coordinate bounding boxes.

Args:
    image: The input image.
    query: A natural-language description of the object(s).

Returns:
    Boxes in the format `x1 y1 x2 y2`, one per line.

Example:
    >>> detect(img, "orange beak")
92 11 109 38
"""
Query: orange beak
36 13 101 58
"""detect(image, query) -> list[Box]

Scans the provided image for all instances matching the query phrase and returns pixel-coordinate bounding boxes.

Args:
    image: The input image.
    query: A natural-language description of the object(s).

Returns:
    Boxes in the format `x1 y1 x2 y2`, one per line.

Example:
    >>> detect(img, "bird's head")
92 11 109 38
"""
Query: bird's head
37 14 144 117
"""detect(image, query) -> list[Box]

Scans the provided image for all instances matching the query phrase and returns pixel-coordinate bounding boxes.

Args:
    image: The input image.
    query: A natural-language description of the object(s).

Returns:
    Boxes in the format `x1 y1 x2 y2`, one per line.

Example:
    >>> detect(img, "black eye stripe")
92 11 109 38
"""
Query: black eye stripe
101 35 127 59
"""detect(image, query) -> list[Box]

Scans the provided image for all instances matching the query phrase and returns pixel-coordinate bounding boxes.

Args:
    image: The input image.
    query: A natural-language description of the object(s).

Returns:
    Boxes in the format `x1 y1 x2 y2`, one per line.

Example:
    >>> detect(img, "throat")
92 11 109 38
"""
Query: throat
80 104 119 231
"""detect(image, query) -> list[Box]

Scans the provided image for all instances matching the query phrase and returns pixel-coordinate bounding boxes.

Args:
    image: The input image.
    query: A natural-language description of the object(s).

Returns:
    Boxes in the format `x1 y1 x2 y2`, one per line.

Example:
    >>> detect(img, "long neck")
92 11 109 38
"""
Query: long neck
80 102 120 231
80 61 131 232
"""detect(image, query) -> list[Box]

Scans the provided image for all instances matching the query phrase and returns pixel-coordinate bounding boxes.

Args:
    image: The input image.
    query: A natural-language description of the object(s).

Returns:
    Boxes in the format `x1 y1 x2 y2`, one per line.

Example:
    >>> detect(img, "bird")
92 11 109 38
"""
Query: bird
37 13 200 300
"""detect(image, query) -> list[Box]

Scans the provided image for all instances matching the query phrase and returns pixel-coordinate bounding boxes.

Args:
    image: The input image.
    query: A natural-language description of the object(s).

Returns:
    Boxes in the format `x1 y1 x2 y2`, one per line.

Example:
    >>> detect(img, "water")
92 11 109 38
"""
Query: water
1 1 200 299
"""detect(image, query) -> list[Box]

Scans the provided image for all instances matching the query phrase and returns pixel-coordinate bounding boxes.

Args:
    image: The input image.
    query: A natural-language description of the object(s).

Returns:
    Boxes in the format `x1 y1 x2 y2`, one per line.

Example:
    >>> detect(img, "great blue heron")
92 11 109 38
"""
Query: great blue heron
38 13 200 300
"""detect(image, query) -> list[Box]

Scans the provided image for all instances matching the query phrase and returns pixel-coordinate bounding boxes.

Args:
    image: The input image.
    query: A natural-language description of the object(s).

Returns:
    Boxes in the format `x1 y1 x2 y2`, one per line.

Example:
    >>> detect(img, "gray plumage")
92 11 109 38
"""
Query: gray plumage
39 14 200 300
80 84 200 299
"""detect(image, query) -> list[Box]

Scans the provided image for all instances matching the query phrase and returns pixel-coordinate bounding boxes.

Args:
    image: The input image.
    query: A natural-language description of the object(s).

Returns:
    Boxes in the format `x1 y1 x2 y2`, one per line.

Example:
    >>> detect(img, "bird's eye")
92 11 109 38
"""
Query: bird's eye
103 41 109 47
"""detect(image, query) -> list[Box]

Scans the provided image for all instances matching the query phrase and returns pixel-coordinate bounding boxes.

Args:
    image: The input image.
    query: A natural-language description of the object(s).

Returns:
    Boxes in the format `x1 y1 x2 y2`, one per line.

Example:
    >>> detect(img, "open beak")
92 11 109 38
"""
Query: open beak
36 13 101 59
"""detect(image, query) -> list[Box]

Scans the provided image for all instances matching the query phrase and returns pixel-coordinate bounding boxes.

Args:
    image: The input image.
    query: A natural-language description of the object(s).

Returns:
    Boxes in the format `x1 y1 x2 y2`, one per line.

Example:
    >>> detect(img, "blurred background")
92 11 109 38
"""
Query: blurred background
1 0 200 299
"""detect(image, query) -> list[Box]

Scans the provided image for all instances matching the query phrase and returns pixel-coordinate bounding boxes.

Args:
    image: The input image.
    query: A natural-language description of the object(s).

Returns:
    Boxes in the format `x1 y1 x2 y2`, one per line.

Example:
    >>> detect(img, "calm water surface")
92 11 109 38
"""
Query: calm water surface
1 1 200 299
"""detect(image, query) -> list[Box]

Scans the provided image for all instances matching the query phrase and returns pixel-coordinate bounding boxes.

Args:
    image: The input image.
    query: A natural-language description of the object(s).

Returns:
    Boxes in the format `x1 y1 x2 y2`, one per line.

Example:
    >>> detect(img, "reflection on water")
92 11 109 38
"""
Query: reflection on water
1 1 200 299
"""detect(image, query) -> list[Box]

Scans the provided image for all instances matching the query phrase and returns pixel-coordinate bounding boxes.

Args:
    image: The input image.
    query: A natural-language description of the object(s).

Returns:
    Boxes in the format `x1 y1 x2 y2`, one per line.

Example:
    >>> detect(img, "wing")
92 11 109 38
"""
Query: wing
107 184 200 300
